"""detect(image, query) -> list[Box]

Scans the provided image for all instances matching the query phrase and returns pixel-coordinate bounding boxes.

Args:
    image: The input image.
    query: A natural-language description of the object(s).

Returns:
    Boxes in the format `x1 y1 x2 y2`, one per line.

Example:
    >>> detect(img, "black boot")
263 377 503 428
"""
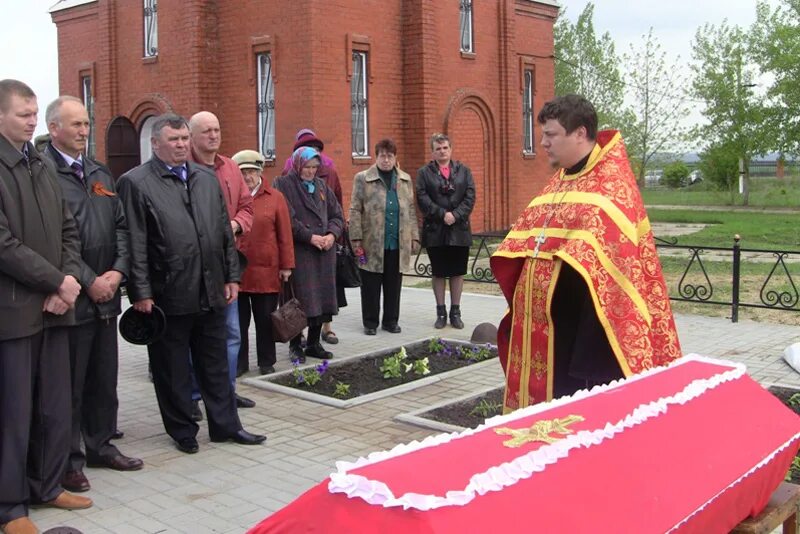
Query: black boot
449 304 464 329
305 342 333 360
434 305 448 329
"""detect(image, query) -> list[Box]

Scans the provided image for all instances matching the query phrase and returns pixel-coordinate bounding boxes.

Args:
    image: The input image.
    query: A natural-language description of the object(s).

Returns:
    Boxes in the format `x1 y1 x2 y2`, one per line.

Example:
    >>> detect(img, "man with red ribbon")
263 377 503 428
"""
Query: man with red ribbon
490 94 681 412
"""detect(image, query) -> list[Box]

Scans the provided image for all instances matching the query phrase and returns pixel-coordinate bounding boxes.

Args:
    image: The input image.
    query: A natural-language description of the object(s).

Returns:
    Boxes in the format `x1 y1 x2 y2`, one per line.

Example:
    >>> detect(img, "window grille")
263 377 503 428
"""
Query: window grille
523 70 534 153
81 76 95 158
256 53 276 160
144 0 158 58
351 51 369 157
459 0 474 53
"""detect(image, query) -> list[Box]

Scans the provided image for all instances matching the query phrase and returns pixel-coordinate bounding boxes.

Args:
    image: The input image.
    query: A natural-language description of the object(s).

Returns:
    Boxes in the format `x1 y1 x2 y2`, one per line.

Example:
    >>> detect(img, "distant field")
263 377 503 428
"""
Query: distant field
642 177 800 207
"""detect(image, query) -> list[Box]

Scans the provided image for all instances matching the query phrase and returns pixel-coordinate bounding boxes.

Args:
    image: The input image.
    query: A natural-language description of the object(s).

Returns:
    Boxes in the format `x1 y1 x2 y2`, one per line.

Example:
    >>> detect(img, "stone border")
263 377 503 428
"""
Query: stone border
242 338 498 409
394 383 505 433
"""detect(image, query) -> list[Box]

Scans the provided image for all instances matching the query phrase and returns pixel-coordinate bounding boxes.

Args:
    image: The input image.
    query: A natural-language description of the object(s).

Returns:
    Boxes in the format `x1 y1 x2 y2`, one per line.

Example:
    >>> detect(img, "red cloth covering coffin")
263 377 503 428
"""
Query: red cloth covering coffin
250 355 800 534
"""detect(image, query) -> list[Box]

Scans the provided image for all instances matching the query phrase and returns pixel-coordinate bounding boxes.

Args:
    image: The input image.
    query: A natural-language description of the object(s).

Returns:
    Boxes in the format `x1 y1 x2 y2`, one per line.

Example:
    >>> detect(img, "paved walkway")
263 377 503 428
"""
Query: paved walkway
31 288 800 533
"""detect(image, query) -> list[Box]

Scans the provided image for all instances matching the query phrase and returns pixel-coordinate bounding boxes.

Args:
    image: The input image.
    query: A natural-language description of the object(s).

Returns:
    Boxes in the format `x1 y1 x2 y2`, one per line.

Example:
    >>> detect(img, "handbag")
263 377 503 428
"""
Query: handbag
271 282 308 343
336 229 362 288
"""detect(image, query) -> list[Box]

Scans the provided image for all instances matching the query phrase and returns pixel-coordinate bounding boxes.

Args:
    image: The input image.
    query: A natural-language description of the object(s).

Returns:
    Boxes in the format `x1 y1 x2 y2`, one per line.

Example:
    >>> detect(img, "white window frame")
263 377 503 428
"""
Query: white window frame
523 69 534 154
81 75 95 159
256 52 276 160
144 0 158 58
459 0 474 53
351 51 369 157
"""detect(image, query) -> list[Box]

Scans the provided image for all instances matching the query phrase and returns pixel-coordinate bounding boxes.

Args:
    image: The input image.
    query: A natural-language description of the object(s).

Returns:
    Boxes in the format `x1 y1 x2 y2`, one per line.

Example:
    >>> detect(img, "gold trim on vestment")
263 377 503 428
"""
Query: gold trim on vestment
546 259 562 401
559 134 619 181
520 261 536 407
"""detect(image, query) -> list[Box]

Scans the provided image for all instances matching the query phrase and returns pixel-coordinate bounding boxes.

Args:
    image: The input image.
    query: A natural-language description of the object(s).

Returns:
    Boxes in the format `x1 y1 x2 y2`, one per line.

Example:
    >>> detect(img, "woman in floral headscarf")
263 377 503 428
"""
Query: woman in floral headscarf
274 147 344 361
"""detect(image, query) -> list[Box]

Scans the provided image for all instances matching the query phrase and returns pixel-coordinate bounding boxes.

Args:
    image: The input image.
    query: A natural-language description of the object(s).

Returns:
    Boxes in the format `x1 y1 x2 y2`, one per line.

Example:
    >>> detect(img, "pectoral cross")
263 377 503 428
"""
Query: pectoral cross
532 232 547 257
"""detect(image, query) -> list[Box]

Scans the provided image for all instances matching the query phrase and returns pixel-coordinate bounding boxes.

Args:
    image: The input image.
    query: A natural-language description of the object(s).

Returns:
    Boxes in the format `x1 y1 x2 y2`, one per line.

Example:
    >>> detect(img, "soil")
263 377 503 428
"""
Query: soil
269 339 497 400
423 387 504 428
767 385 800 484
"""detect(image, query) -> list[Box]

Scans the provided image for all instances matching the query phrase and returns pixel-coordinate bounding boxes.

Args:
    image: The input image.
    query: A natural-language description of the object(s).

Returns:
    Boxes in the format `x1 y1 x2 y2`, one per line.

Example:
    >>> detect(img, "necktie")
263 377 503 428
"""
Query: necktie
71 161 85 185
171 166 186 182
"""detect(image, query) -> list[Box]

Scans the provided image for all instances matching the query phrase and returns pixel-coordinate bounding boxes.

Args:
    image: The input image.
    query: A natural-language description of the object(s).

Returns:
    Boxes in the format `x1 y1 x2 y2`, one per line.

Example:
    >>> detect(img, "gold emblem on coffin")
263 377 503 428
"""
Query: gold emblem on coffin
495 415 585 448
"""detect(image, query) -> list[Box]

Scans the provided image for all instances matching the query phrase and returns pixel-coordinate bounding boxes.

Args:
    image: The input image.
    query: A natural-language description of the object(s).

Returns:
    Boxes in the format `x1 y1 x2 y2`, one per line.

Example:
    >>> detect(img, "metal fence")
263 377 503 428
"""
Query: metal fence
410 231 800 323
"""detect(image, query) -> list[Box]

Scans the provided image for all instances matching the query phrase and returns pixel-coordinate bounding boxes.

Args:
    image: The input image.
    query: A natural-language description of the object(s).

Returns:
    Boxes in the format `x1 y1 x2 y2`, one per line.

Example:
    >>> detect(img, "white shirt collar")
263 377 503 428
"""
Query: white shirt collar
53 145 83 168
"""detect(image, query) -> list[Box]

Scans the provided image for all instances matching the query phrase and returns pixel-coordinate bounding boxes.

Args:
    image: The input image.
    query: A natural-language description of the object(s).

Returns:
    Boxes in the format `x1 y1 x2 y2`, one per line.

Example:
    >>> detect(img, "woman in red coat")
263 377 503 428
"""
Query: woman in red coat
233 150 295 375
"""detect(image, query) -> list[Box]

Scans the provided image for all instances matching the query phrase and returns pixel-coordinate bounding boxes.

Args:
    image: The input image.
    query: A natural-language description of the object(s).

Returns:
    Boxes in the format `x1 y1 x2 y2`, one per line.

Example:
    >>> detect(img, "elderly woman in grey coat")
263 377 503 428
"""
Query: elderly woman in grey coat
349 138 420 335
274 147 344 360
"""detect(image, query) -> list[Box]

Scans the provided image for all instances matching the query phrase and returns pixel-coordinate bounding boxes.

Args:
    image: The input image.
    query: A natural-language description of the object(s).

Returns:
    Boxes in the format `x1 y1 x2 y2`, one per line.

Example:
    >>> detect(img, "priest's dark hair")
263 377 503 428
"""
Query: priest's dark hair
537 94 598 141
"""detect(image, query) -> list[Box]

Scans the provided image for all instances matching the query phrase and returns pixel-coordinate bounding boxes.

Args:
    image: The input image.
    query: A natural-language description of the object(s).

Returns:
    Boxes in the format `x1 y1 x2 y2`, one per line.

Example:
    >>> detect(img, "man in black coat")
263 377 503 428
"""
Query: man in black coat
0 80 91 534
43 96 143 494
117 113 265 454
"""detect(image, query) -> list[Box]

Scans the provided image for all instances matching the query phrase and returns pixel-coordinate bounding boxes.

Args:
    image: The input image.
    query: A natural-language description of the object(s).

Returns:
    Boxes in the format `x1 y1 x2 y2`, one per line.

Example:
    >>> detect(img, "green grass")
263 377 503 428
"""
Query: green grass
649 209 800 250
642 177 800 207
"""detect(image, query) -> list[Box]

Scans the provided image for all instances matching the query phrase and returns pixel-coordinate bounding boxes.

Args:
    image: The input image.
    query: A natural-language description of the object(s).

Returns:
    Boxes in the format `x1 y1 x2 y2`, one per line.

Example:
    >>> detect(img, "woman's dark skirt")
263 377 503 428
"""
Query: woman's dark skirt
426 245 469 278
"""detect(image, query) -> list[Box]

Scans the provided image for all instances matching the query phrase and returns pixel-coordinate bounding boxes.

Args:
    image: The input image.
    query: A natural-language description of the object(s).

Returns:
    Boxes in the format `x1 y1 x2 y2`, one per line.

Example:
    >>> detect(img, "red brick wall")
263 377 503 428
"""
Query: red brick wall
52 0 558 229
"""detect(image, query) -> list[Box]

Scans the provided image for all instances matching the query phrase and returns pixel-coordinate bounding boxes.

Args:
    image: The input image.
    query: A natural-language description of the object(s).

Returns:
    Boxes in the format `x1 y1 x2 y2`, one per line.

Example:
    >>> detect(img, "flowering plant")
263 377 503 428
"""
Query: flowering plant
292 358 329 386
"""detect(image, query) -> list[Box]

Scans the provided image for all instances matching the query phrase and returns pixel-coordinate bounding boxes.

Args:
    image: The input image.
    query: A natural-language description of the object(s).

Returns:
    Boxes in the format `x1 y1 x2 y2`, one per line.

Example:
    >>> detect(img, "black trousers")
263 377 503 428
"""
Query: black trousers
147 310 241 442
0 328 71 524
238 292 279 371
67 318 121 471
359 248 402 329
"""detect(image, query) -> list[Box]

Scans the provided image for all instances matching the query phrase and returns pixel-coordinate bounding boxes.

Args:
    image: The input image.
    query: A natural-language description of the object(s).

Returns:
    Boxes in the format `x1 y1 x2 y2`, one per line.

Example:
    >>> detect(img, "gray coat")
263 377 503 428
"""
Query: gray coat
0 136 81 340
274 172 343 318
349 164 419 273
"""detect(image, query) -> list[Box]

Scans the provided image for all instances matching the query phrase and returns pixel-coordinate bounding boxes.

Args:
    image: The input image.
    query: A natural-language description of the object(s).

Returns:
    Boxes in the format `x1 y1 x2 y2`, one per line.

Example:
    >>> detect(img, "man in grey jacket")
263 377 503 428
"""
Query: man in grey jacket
43 96 143 495
0 80 91 534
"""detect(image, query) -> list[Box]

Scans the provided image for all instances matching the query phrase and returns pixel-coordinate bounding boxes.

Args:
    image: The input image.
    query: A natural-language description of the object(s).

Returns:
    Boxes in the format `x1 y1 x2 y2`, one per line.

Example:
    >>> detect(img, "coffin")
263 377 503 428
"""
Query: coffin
250 355 800 533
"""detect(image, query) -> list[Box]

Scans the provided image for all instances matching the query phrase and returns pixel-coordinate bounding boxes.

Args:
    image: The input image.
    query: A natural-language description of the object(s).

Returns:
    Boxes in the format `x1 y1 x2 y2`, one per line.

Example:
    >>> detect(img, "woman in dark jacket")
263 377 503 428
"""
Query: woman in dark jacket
415 133 476 329
274 147 344 360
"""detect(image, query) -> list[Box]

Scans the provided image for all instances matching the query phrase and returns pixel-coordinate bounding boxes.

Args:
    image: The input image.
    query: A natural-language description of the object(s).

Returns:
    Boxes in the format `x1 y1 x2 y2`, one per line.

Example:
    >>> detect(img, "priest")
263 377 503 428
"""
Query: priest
490 94 681 412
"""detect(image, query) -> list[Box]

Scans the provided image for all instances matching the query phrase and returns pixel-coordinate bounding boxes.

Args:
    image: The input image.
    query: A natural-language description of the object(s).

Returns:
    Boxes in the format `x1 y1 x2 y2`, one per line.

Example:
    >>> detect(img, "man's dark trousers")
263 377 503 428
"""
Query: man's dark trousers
148 309 242 441
360 248 402 329
0 327 70 524
67 318 121 470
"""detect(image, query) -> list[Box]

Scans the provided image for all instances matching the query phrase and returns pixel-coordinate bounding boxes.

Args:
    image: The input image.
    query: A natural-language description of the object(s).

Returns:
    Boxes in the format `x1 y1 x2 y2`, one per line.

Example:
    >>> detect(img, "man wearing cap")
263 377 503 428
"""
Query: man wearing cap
188 111 256 413
0 80 90 534
232 150 294 376
42 95 142 495
281 128 344 345
117 113 265 455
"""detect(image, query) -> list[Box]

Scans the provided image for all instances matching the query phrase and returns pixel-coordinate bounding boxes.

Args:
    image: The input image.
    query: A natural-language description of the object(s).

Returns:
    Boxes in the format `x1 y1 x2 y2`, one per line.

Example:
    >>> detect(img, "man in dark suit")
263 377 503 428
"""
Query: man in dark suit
43 96 143 494
0 79 91 534
117 113 265 454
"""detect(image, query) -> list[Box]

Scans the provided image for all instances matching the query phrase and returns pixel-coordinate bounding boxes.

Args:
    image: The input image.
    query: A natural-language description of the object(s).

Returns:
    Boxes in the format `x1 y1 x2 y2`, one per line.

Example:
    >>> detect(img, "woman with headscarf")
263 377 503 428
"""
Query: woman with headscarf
274 147 344 361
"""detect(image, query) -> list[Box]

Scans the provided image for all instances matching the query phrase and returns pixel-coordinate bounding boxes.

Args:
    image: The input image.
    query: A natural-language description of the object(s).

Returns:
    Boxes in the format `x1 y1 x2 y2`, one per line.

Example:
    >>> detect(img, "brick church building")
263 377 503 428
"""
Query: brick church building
50 0 559 231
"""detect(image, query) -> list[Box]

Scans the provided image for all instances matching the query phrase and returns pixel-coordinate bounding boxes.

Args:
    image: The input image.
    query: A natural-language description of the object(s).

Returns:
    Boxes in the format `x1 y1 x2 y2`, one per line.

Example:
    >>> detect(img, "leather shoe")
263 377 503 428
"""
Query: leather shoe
305 343 333 360
236 394 256 408
61 469 90 492
259 365 275 375
0 517 38 534
87 453 144 471
111 430 124 440
382 324 402 333
191 400 203 422
175 437 199 454
289 344 306 363
364 327 377 335
210 429 266 445
42 491 93 510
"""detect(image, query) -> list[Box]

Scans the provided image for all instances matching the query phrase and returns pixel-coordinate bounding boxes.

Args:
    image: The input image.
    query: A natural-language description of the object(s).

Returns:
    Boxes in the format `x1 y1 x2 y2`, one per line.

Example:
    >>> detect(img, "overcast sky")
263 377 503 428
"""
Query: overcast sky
1 0 780 137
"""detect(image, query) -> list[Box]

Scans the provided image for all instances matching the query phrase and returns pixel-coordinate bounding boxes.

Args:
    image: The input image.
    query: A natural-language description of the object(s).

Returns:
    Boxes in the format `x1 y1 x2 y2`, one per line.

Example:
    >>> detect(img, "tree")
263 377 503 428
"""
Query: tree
698 141 740 204
554 3 626 129
751 0 800 156
661 161 689 189
623 29 690 186
690 21 767 205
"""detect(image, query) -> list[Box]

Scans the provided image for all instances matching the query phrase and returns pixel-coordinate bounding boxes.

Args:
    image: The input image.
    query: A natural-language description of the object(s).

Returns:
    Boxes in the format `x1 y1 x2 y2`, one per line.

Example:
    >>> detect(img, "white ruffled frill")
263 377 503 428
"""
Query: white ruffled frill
328 355 746 511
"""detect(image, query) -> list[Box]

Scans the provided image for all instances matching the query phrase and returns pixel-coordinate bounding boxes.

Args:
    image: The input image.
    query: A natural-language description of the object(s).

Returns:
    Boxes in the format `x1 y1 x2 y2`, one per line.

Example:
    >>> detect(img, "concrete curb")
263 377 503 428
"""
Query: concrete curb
394 382 505 433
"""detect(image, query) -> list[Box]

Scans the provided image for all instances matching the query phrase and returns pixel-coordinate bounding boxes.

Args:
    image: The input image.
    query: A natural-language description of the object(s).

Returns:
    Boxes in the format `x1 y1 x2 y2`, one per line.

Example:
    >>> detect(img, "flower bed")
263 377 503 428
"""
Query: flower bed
243 338 497 408
768 385 800 483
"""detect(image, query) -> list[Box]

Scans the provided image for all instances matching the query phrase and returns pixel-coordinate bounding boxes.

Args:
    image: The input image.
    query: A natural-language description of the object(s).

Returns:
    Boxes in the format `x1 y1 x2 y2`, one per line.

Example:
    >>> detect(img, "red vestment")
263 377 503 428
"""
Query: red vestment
490 130 681 412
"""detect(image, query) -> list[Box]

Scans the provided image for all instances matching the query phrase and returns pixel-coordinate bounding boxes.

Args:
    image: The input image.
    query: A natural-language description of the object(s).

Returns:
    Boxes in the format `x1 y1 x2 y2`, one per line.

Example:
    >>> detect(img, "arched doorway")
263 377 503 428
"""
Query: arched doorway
105 116 140 180
139 115 157 163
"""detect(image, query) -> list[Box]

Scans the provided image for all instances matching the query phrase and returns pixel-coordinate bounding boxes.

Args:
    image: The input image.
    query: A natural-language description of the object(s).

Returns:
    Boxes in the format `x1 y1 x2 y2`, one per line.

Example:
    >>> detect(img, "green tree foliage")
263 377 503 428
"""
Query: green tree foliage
661 161 690 189
623 29 690 186
553 3 626 129
691 22 767 205
698 142 740 204
751 0 800 156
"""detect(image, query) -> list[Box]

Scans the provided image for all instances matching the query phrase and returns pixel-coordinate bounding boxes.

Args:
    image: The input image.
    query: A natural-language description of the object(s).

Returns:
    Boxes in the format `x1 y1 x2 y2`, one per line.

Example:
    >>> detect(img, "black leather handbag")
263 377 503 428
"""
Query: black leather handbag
271 282 308 343
336 229 362 288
